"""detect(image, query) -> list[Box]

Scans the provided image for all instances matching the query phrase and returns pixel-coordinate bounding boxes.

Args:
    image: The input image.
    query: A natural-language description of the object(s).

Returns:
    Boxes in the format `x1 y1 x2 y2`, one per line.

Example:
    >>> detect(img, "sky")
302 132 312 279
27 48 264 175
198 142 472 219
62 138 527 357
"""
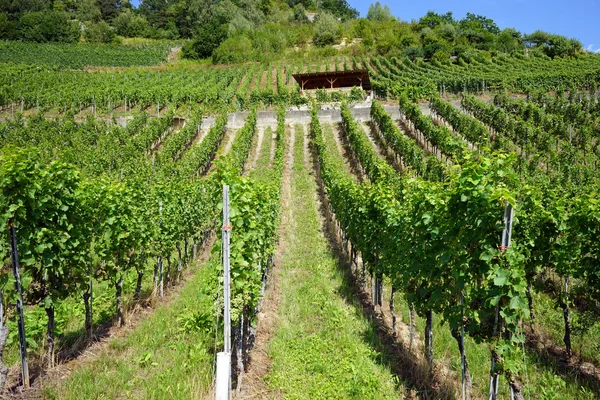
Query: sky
129 0 600 52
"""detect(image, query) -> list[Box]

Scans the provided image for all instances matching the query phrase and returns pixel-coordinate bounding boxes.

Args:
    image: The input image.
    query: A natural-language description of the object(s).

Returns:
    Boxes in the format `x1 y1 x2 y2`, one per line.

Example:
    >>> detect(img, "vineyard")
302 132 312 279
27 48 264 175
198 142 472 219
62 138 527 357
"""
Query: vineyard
0 40 175 68
2 52 600 115
1 38 600 400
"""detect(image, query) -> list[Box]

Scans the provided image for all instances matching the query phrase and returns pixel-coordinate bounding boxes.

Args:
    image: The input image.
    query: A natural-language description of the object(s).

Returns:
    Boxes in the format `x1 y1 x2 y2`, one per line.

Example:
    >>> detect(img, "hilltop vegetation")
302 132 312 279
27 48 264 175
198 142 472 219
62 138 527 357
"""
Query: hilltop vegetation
0 0 587 66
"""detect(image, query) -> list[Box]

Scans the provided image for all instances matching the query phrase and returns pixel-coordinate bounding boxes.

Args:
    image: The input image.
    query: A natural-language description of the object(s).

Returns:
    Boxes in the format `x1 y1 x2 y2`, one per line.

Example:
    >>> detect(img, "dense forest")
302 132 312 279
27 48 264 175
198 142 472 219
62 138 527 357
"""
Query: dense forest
0 0 585 65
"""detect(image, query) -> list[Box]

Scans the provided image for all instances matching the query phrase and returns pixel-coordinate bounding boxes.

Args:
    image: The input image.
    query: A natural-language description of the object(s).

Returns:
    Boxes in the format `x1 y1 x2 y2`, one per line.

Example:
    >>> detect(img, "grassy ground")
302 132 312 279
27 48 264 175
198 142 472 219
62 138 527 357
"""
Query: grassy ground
44 255 220 400
532 285 600 365
251 126 273 182
4 253 171 368
263 124 402 399
388 285 597 399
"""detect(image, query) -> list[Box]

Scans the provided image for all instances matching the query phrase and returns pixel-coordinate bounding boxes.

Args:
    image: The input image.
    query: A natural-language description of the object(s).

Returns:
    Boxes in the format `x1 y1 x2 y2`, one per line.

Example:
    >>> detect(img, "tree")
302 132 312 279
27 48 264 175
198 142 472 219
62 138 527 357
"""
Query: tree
112 9 149 37
285 0 315 7
313 12 340 46
139 0 171 28
97 0 122 21
524 30 550 47
318 0 358 21
546 35 581 58
458 12 500 35
438 23 456 42
182 19 227 59
418 10 454 29
403 45 423 60
524 30 581 58
366 2 393 22
75 0 102 23
168 0 216 38
0 13 16 39
0 0 49 20
19 11 80 43
496 28 522 53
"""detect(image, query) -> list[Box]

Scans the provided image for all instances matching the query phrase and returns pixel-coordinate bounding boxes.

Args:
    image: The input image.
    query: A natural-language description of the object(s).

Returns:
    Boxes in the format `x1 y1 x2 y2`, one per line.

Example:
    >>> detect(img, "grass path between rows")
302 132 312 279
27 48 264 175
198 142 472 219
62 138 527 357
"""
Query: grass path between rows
42 243 219 400
257 124 402 399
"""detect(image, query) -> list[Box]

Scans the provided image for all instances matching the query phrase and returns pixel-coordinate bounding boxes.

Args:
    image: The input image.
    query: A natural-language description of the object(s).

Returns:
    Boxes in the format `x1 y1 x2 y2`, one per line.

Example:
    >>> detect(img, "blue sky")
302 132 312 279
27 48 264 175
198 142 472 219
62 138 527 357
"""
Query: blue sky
129 0 599 52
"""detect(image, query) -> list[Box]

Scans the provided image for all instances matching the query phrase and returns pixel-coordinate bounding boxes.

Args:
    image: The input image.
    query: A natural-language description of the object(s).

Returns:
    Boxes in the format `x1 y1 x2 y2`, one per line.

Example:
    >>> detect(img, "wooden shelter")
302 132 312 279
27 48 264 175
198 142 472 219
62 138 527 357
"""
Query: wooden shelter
292 70 372 94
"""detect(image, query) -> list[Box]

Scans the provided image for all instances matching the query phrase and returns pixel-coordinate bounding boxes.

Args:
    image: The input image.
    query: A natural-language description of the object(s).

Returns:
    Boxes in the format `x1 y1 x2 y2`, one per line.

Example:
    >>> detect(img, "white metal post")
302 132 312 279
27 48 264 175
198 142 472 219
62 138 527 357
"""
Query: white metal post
223 185 231 354
216 185 231 400
215 352 231 400
489 202 514 400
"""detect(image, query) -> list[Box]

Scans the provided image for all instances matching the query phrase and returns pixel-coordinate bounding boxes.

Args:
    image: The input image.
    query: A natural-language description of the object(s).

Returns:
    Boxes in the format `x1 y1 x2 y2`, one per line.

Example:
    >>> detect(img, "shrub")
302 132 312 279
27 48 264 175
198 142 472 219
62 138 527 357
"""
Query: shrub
431 50 451 64
84 21 117 43
212 35 254 64
313 12 340 47
316 89 330 102
403 46 424 60
349 87 364 102
292 4 309 23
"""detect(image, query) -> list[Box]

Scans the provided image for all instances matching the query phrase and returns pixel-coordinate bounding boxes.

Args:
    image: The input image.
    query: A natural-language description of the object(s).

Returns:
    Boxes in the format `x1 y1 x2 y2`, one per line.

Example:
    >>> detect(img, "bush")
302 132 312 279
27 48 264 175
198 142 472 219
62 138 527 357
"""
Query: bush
313 12 340 47
349 87 365 102
431 50 451 64
330 91 343 102
286 23 313 47
292 4 309 23
84 21 117 43
252 25 288 61
403 46 424 60
19 11 80 43
316 89 330 102
146 27 178 40
212 35 254 64
112 10 149 37
289 90 308 106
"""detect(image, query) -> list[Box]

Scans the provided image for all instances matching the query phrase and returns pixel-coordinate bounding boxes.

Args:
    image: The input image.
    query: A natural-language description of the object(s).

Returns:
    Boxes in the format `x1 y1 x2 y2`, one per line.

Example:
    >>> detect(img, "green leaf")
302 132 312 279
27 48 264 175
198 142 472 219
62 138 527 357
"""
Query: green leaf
494 269 510 287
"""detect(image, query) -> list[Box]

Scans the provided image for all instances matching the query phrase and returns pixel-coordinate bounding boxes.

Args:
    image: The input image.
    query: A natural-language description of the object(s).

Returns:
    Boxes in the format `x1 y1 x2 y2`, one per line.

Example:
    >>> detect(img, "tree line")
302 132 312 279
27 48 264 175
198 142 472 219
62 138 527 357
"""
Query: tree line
0 1 586 64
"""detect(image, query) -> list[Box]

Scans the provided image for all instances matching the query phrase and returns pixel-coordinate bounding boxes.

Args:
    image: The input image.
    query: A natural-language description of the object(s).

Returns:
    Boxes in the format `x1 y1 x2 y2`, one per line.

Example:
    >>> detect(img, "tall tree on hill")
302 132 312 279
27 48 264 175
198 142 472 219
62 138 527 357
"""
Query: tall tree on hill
317 0 357 21
139 0 170 28
0 0 49 20
97 0 123 21
458 12 500 35
367 2 394 22
418 11 455 29
168 0 218 38
285 0 314 7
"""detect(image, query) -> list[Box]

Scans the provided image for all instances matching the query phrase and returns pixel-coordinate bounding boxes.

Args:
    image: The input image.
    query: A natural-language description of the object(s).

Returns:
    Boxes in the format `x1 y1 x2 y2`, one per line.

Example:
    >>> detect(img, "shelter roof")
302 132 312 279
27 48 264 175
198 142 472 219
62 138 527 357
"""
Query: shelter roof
292 70 371 91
